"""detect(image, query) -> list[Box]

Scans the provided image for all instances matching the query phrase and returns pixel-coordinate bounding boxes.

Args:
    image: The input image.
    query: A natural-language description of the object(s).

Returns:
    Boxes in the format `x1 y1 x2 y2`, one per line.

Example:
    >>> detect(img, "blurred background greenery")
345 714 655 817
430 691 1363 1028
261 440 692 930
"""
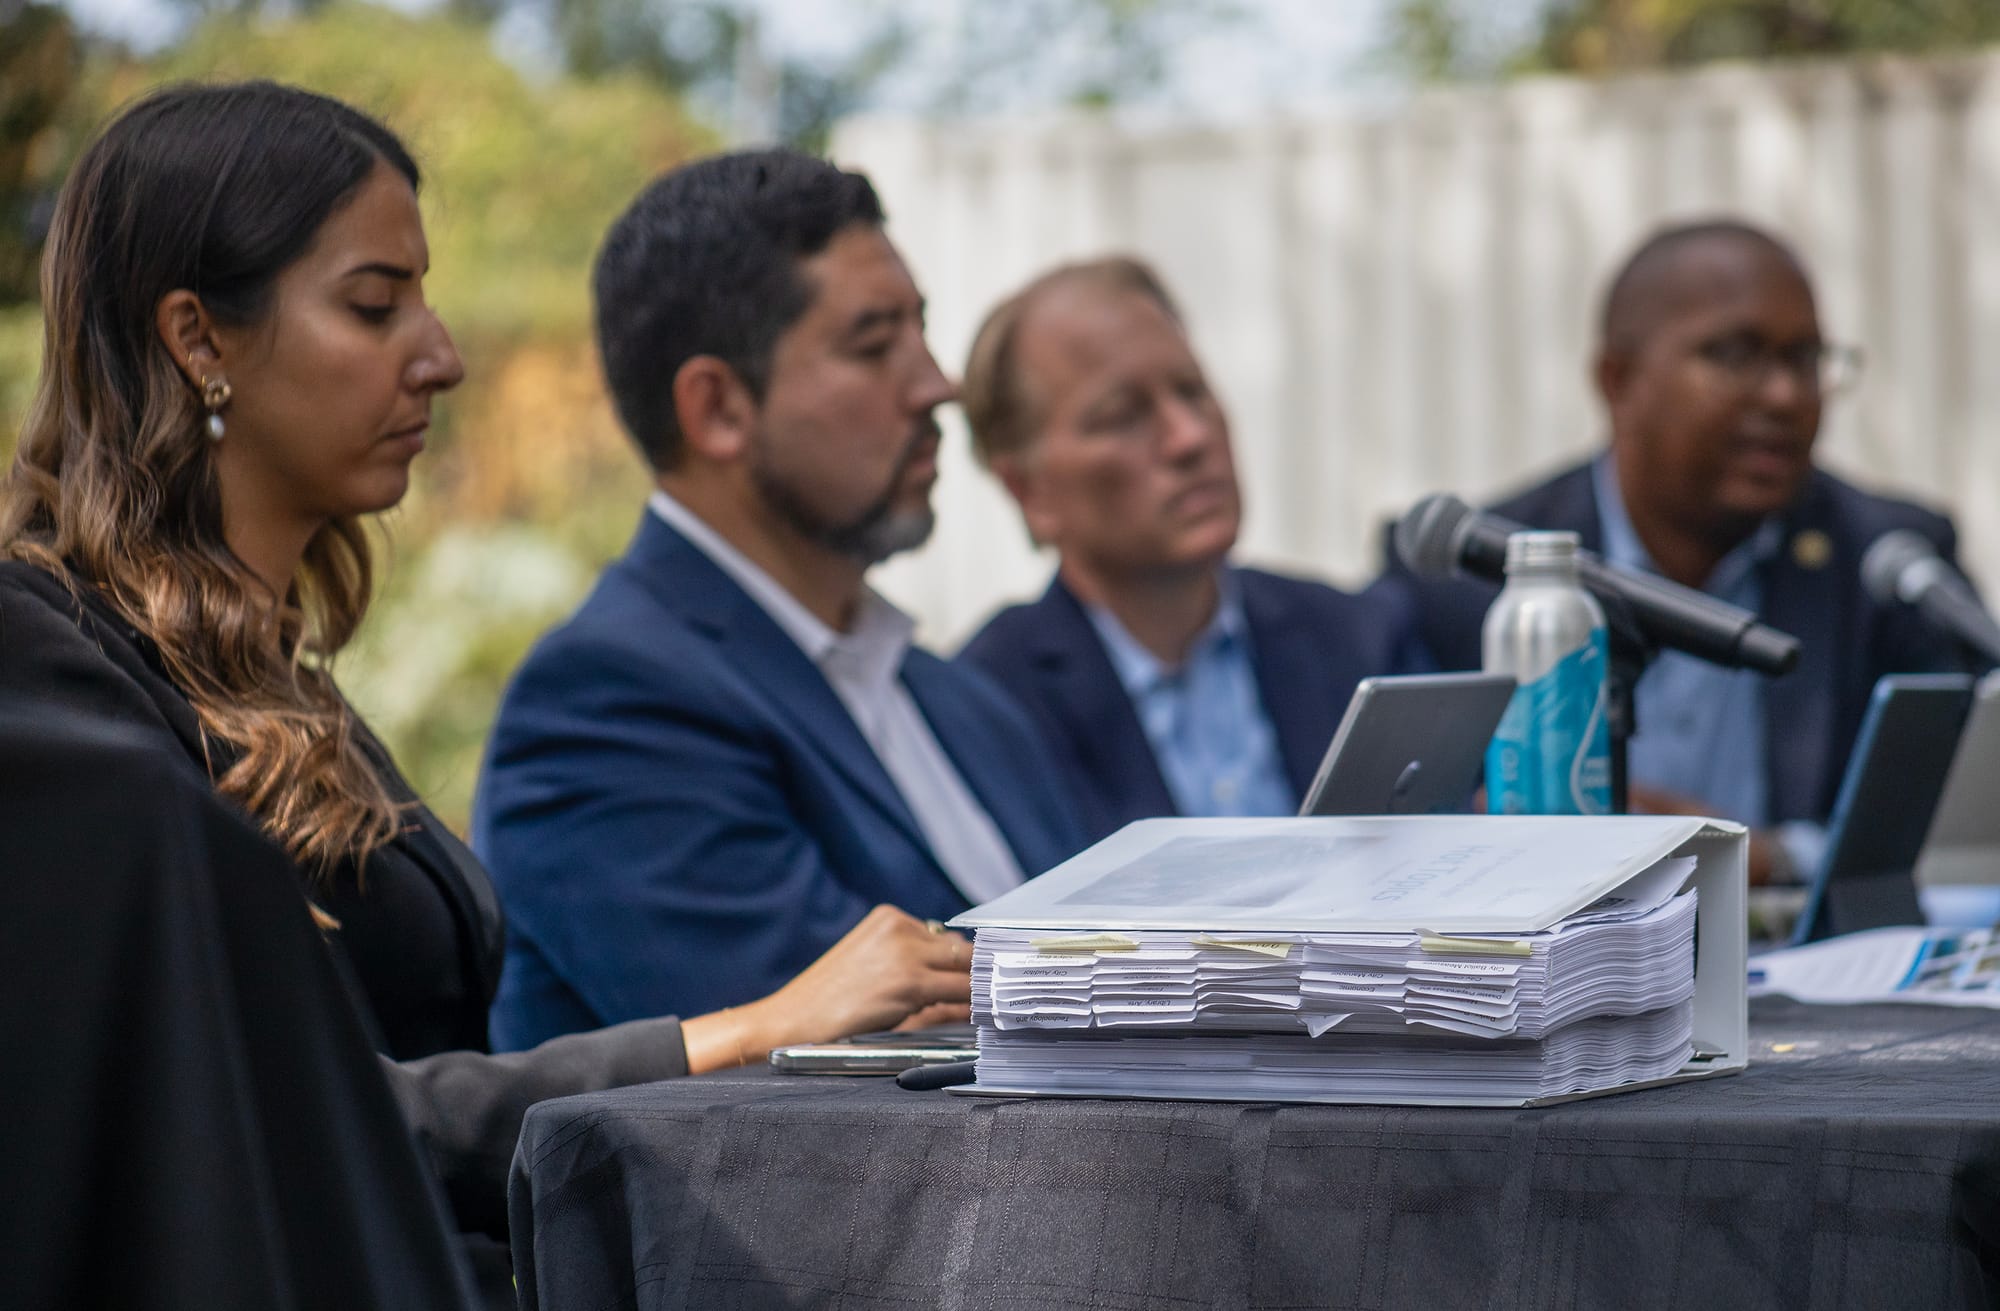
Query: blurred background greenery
0 0 1267 824
5 0 1997 826
1 2 701 821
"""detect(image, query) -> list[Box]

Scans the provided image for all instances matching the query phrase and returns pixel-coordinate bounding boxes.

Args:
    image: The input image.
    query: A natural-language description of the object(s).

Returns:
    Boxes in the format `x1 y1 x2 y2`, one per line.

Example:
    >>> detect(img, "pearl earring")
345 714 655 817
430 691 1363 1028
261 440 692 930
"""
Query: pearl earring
200 375 231 442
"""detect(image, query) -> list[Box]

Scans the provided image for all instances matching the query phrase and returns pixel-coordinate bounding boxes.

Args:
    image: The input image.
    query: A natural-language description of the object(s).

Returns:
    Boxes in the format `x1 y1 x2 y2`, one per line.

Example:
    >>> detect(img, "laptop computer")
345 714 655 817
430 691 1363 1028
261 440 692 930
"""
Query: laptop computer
1791 674 1976 945
1297 672 1516 816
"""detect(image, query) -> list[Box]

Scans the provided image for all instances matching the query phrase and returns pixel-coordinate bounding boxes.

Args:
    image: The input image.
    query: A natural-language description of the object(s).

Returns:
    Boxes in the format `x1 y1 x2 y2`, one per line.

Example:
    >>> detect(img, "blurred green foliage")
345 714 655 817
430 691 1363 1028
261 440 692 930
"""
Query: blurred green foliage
1 0 1239 828
0 4 77 303
154 5 704 348
920 0 1246 114
1 3 705 825
1393 0 2000 80
0 305 39 452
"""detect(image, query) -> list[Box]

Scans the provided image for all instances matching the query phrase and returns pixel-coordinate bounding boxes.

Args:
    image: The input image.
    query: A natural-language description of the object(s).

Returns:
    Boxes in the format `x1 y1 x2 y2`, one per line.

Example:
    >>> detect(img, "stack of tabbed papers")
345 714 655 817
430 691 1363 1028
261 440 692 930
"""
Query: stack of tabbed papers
953 816 1718 1106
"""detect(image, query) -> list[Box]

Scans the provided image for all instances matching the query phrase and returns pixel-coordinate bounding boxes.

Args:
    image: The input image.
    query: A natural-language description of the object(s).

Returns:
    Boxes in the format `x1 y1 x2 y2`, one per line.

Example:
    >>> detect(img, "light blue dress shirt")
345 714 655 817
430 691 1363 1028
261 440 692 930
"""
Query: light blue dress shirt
1592 457 1825 880
1084 575 1296 818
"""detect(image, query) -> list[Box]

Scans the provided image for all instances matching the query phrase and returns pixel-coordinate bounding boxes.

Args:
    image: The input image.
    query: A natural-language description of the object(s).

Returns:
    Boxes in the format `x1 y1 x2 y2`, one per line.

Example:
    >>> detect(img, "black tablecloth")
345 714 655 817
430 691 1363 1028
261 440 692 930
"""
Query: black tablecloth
511 999 2000 1310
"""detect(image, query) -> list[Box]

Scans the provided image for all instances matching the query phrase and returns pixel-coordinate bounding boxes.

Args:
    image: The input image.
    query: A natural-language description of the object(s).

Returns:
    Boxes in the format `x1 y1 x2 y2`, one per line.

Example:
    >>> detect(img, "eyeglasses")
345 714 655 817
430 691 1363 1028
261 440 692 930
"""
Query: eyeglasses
1694 333 1864 397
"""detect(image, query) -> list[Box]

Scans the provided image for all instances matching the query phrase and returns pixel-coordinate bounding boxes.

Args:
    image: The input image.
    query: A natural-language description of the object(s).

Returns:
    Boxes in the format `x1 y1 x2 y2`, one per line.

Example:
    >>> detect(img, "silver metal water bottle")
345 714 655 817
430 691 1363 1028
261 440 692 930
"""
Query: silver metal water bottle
1482 530 1612 815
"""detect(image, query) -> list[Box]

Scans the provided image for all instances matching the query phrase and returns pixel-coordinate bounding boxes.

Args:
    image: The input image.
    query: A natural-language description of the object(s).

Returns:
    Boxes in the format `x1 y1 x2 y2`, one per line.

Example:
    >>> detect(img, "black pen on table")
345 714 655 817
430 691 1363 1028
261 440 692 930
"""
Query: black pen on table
896 1059 978 1091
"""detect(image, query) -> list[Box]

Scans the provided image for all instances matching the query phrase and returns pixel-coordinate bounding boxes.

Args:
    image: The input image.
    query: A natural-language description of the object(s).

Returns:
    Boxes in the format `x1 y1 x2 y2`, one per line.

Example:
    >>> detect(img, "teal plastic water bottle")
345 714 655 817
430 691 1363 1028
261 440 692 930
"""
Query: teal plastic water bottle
1482 530 1612 815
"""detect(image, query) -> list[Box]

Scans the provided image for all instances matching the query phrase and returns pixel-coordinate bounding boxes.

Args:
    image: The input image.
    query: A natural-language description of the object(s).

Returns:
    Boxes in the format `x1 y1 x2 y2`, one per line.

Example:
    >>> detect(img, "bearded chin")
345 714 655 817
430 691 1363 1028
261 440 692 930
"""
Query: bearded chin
749 456 936 566
841 505 936 565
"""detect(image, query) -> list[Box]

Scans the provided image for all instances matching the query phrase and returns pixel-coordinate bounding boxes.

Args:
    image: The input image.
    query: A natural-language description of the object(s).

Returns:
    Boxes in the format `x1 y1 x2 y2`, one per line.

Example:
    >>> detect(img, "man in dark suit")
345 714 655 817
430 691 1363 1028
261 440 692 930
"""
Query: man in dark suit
473 151 1083 1049
1383 219 1968 883
956 256 1428 844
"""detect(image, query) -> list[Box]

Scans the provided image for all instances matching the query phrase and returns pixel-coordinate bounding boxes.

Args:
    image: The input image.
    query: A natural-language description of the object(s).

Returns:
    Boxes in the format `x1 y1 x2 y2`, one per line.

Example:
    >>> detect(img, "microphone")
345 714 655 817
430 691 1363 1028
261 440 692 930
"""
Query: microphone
1861 530 2000 666
1395 493 1801 676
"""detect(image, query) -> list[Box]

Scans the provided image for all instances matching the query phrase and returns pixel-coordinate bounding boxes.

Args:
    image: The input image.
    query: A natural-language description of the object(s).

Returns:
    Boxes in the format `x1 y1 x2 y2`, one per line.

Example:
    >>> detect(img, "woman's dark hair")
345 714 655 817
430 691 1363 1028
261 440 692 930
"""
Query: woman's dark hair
593 148 885 470
1 80 422 880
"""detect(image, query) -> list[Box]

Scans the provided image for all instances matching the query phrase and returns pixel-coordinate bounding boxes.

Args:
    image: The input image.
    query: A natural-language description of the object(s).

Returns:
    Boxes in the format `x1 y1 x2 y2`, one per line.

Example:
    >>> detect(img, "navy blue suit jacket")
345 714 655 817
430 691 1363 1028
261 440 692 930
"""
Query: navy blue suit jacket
957 567 1431 844
1378 460 1968 825
473 513 1085 1050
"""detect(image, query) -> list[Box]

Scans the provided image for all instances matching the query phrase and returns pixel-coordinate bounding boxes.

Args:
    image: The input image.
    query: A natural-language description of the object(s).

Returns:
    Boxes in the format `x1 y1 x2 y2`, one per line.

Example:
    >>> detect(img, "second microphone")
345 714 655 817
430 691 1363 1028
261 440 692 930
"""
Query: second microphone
1394 492 1801 677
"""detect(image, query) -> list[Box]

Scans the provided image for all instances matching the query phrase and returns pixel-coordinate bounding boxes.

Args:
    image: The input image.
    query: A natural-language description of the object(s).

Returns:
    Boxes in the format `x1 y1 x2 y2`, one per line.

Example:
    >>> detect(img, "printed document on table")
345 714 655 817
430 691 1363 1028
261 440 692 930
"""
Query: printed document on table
1752 926 2000 1008
954 815 1712 934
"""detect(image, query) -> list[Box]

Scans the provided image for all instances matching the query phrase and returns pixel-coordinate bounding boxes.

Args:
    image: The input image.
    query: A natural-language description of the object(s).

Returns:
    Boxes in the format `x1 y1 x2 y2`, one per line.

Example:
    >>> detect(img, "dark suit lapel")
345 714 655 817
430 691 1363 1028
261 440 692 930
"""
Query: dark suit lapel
1759 486 1846 821
620 513 933 856
1542 462 1607 552
1031 580 1177 820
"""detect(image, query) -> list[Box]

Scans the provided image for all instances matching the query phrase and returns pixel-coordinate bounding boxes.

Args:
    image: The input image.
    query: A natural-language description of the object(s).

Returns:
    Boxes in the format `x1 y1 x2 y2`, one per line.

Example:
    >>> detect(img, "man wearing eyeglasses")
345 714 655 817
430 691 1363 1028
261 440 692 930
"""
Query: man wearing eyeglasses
957 256 1430 845
1386 218 1970 885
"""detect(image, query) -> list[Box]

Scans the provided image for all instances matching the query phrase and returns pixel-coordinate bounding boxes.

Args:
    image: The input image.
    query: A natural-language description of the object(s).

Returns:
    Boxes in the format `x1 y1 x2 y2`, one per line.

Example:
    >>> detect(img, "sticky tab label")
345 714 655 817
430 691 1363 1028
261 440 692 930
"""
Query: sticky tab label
1418 934 1533 958
1029 932 1141 953
1190 936 1295 959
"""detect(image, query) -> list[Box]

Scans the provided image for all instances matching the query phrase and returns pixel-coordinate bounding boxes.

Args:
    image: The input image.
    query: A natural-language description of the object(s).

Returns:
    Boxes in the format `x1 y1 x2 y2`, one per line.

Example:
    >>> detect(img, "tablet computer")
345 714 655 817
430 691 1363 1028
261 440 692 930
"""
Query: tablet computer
1791 673 1976 945
1297 672 1516 817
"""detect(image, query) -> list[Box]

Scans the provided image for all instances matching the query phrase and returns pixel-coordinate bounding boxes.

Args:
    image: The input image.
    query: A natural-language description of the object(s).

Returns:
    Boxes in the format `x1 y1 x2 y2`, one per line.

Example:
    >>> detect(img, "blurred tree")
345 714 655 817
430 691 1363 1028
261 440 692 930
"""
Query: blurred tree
0 2 103 472
0 304 38 457
909 0 1247 116
0 3 76 304
112 0 898 148
31 0 1248 152
1390 0 1463 82
1392 0 2000 80
472 0 1238 148
160 6 699 342
0 5 708 821
534 0 904 147
1534 0 2000 72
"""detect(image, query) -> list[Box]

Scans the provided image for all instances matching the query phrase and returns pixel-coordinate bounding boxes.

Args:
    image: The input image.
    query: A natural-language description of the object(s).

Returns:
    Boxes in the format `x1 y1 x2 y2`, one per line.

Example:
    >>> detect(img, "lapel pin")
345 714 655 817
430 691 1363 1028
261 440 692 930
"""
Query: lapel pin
1791 529 1832 570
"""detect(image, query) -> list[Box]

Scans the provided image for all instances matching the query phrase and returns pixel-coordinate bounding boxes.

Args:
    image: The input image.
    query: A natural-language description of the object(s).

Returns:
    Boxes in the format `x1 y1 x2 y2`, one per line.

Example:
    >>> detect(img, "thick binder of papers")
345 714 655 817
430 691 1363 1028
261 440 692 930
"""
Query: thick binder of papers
951 816 1748 1107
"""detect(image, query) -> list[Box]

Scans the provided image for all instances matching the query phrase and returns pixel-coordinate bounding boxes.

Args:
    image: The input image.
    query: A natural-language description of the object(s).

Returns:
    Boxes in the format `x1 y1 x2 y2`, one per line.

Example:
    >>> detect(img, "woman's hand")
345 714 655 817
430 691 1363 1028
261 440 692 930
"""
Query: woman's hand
683 905 972 1071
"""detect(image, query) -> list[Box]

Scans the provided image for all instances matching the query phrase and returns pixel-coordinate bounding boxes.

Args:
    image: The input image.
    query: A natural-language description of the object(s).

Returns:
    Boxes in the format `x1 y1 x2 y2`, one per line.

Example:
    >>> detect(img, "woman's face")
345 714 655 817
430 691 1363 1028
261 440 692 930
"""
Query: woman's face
206 158 463 541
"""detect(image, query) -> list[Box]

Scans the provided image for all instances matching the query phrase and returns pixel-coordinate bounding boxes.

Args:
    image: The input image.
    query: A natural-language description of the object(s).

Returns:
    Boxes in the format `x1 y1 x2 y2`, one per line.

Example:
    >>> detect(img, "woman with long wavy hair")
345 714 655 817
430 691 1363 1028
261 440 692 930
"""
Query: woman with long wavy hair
0 79 971 1293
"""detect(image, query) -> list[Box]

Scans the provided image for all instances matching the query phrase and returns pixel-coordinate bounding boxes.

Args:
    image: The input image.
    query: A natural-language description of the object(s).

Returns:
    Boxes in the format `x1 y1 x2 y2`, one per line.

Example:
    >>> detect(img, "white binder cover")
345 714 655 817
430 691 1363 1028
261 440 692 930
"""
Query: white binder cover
951 815 1749 1106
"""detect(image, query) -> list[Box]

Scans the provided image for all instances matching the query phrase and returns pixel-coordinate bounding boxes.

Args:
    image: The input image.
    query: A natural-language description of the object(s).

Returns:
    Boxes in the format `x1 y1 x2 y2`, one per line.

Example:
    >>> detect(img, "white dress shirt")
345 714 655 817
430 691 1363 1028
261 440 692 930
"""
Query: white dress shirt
648 490 1025 904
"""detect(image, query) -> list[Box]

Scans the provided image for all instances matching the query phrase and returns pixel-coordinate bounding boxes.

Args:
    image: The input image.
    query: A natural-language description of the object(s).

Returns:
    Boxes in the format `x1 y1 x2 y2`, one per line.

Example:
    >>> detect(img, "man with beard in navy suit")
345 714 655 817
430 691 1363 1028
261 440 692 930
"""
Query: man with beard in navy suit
475 152 1083 1048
